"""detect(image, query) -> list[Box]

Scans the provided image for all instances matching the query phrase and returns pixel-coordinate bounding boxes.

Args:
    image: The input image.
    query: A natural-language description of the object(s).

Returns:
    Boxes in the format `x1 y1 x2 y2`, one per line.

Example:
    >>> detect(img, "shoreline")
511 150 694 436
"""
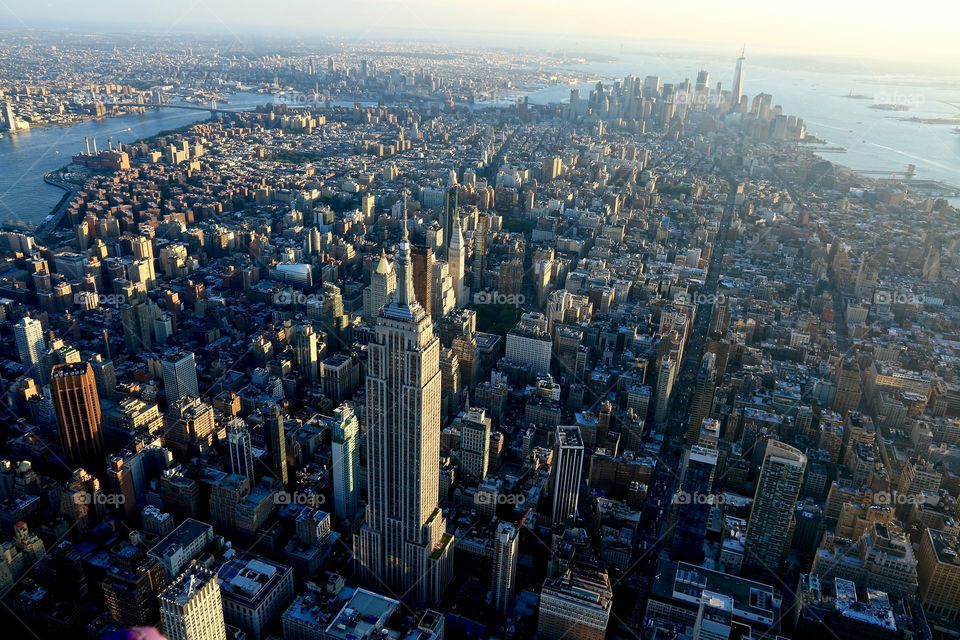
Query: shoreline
5 83 959 231
35 170 82 240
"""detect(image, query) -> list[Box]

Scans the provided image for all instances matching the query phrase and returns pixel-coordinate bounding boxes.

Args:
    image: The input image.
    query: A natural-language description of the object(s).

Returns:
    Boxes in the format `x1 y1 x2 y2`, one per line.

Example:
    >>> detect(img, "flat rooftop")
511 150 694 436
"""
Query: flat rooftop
324 588 399 640
148 518 212 560
218 555 291 606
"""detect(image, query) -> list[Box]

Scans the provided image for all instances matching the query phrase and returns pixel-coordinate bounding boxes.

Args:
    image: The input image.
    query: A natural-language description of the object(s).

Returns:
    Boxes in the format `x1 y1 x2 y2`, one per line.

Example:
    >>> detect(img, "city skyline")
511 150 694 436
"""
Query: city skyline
0 1 958 72
0 12 957 640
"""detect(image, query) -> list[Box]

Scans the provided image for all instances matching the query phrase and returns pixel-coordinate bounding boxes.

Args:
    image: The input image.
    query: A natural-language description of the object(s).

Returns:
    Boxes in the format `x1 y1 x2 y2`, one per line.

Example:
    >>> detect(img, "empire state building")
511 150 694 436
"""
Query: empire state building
355 214 454 603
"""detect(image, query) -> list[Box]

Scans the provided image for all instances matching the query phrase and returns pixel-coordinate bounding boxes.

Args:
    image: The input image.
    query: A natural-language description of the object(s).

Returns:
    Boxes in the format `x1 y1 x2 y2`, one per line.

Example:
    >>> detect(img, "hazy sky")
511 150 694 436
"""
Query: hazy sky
1 0 957 70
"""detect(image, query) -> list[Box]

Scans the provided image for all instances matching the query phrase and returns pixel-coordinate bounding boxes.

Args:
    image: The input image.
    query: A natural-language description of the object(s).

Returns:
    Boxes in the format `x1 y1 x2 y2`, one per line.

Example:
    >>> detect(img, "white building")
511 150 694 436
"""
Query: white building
14 316 46 382
159 565 227 640
506 312 552 376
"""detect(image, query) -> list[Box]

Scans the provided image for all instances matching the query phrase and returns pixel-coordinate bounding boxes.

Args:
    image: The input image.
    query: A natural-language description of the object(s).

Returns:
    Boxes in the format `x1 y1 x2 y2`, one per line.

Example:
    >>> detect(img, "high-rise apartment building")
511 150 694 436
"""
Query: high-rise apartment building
492 521 519 616
331 402 360 521
14 316 47 383
745 440 806 574
164 396 215 458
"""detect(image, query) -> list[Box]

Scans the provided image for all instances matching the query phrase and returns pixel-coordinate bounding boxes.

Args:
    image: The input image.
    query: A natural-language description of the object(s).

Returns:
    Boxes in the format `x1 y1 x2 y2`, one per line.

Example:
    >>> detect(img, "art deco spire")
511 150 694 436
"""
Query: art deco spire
384 192 423 321
396 193 415 308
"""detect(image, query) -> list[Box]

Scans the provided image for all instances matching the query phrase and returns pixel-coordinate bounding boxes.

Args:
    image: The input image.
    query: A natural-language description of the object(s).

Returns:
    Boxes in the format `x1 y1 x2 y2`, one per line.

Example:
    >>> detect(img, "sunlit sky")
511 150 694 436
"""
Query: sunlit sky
1 0 957 71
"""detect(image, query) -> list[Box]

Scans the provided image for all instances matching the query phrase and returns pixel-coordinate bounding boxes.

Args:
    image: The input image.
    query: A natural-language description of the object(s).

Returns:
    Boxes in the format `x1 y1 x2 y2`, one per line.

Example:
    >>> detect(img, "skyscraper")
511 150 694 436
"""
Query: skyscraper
128 234 157 286
671 446 718 564
448 208 467 308
362 250 396 320
731 48 746 110
14 316 47 383
550 425 584 526
458 406 491 482
355 214 454 603
101 547 167 627
492 521 519 616
410 244 434 320
159 564 227 640
50 362 104 472
228 420 255 486
261 405 288 486
744 440 806 575
687 352 717 443
654 357 676 427
331 402 360 521
291 323 319 383
1 100 23 132
162 349 199 406
443 185 458 258
695 69 710 92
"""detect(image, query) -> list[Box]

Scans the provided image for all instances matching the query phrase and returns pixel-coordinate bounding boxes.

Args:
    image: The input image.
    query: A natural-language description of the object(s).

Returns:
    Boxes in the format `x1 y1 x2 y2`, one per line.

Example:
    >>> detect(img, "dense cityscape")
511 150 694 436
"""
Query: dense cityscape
0 20 959 640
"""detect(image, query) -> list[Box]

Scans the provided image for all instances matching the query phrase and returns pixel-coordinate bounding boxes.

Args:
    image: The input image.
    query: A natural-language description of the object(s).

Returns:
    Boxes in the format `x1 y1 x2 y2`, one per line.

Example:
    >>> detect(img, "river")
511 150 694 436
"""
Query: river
2 55 958 227
523 50 960 202
0 92 270 227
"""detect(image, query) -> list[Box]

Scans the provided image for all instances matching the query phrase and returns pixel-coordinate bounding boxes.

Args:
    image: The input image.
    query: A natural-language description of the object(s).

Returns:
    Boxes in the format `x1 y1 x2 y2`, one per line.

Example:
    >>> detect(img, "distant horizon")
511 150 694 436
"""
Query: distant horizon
1 23 957 81
0 0 957 74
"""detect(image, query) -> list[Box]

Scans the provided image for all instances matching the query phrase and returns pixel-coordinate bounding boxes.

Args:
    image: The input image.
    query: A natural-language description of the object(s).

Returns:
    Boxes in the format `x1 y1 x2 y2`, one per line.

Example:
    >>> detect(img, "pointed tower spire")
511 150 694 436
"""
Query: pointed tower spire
395 191 416 308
